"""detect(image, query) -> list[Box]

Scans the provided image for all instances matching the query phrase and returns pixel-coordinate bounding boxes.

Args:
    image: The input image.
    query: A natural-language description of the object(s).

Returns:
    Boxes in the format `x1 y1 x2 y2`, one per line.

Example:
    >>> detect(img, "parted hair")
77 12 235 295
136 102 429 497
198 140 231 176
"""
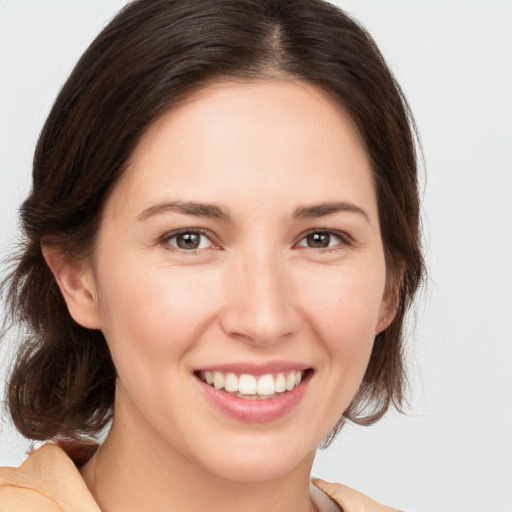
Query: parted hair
2 0 424 445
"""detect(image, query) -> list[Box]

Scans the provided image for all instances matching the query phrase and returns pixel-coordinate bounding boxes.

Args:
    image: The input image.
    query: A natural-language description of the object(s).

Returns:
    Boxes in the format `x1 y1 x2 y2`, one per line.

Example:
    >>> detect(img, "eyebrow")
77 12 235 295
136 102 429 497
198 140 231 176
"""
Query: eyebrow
137 200 369 223
292 201 370 222
137 201 231 221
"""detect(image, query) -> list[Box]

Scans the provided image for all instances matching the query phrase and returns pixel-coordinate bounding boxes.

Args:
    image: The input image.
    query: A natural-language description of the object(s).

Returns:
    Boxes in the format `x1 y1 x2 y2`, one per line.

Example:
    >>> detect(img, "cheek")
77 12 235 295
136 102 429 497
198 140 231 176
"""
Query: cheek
295 262 385 371
95 259 222 362
286 263 386 437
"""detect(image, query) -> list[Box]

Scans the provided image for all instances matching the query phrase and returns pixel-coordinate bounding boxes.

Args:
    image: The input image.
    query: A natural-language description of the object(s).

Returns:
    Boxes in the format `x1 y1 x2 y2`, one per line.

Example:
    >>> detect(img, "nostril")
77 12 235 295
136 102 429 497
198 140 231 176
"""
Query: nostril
218 308 298 346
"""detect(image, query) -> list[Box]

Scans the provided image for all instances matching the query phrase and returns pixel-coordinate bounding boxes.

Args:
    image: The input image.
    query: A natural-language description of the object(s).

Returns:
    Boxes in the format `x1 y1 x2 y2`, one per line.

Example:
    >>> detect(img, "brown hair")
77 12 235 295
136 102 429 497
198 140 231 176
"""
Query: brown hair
2 0 424 445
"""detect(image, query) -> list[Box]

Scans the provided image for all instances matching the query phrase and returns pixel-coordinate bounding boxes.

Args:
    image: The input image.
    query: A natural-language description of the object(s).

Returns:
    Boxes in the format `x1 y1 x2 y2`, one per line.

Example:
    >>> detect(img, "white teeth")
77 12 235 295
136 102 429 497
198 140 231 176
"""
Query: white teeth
285 372 296 391
257 374 275 396
275 373 286 393
224 372 238 392
239 374 257 395
199 369 307 397
213 371 224 390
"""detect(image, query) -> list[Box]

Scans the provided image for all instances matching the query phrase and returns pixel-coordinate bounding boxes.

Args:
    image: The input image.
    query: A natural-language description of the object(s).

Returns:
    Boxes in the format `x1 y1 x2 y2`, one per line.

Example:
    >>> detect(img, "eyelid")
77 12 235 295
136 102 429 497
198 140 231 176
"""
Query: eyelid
294 228 354 249
158 227 353 252
160 228 220 251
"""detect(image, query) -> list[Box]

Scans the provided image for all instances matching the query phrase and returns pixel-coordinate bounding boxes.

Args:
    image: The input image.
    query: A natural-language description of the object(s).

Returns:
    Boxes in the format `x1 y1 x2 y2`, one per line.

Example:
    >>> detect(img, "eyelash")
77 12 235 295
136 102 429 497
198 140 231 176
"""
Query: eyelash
295 229 353 251
160 229 218 252
159 228 353 253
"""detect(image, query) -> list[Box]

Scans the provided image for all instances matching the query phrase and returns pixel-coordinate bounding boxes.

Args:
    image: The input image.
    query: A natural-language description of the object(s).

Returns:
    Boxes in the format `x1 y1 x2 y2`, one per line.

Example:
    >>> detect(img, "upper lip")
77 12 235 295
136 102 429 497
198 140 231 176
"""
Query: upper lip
195 361 312 376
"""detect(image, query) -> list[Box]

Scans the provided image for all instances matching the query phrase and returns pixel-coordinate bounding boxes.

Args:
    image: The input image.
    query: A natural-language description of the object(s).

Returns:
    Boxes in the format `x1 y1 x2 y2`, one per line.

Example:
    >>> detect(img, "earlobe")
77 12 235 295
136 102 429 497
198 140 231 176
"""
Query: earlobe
375 312 393 334
375 268 403 334
42 245 102 330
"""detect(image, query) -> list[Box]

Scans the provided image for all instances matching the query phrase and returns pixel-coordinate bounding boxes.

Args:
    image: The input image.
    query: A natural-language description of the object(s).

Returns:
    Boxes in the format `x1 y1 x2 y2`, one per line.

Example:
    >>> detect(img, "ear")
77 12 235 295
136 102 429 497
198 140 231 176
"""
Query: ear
42 245 102 330
375 265 403 335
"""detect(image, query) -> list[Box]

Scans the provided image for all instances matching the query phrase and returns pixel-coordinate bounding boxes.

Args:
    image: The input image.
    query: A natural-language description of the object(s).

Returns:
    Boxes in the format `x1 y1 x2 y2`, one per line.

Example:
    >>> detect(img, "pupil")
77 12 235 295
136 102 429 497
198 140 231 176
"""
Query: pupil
308 232 329 248
177 233 200 249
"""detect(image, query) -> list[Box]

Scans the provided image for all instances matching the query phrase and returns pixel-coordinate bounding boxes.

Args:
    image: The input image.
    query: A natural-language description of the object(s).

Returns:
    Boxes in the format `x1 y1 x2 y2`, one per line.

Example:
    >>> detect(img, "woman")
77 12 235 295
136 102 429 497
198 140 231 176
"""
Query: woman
0 1 423 510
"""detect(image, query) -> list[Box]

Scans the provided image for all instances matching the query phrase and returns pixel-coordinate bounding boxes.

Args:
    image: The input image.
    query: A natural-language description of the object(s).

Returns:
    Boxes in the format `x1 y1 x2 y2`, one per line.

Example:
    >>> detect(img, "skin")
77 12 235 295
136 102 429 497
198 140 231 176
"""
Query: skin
46 80 396 512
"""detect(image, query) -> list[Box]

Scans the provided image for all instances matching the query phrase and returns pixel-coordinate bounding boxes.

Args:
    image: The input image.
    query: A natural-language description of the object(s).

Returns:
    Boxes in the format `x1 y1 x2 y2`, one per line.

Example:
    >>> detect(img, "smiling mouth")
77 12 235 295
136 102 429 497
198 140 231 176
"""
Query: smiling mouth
195 369 312 400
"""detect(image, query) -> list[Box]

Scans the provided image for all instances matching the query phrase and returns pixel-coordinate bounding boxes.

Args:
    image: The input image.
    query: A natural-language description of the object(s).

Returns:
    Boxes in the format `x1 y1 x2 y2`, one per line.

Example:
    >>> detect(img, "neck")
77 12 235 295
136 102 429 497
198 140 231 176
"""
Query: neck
80 418 317 512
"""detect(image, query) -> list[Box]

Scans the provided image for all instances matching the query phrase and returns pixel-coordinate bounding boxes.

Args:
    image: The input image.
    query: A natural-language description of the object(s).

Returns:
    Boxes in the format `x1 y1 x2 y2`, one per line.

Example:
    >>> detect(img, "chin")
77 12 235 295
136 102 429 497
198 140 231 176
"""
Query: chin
189 429 319 483
206 451 312 483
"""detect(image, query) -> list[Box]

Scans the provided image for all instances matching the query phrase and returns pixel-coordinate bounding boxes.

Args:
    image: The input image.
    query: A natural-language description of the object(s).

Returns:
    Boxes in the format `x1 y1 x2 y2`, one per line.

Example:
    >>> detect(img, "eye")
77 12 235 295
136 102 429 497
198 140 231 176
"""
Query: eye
163 230 216 251
296 230 349 249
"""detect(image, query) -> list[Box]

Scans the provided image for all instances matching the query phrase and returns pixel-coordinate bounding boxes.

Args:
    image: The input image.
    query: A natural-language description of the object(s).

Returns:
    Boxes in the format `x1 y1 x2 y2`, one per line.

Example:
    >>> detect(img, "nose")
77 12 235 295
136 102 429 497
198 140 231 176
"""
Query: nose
219 249 299 346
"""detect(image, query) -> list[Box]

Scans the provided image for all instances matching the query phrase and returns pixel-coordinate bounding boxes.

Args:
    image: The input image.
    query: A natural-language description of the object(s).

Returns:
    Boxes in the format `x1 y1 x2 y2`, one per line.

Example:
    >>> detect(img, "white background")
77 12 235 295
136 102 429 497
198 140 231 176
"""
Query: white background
1 1 511 511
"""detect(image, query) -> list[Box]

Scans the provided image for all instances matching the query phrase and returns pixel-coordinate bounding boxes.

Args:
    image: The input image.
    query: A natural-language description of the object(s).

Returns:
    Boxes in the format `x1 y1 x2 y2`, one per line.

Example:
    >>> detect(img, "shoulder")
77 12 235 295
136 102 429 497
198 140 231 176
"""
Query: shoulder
0 444 100 512
313 478 403 512
0 485 63 512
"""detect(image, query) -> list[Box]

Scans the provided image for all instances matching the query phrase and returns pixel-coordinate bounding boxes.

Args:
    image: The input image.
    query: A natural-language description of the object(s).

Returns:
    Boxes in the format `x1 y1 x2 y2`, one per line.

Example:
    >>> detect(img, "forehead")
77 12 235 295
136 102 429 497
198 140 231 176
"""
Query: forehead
133 79 367 166
108 79 376 220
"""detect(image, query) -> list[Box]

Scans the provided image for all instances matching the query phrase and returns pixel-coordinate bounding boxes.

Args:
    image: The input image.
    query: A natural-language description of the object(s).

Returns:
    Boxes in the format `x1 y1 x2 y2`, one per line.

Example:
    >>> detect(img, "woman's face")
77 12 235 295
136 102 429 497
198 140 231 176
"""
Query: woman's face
86 80 392 482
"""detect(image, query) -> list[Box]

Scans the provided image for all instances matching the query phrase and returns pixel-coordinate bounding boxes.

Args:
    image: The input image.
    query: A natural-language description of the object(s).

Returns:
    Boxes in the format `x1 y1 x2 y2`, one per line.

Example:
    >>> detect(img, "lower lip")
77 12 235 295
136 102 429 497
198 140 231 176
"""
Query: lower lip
196 375 310 423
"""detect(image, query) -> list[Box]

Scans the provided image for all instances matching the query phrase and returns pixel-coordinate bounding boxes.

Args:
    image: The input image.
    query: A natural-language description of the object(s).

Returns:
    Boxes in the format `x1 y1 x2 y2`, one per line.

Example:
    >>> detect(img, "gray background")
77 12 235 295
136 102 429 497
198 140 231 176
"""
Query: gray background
1 1 511 511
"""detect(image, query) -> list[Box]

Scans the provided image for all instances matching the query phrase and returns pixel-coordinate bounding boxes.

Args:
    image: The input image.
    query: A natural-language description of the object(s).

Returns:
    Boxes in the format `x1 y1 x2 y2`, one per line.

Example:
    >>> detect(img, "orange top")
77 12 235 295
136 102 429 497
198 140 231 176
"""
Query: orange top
0 444 400 511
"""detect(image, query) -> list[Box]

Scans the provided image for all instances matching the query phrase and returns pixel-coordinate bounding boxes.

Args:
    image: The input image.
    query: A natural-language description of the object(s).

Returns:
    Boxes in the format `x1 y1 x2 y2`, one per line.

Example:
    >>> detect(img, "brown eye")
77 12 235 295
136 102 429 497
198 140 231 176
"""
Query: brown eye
165 230 214 251
305 232 332 248
176 232 201 249
297 230 347 249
